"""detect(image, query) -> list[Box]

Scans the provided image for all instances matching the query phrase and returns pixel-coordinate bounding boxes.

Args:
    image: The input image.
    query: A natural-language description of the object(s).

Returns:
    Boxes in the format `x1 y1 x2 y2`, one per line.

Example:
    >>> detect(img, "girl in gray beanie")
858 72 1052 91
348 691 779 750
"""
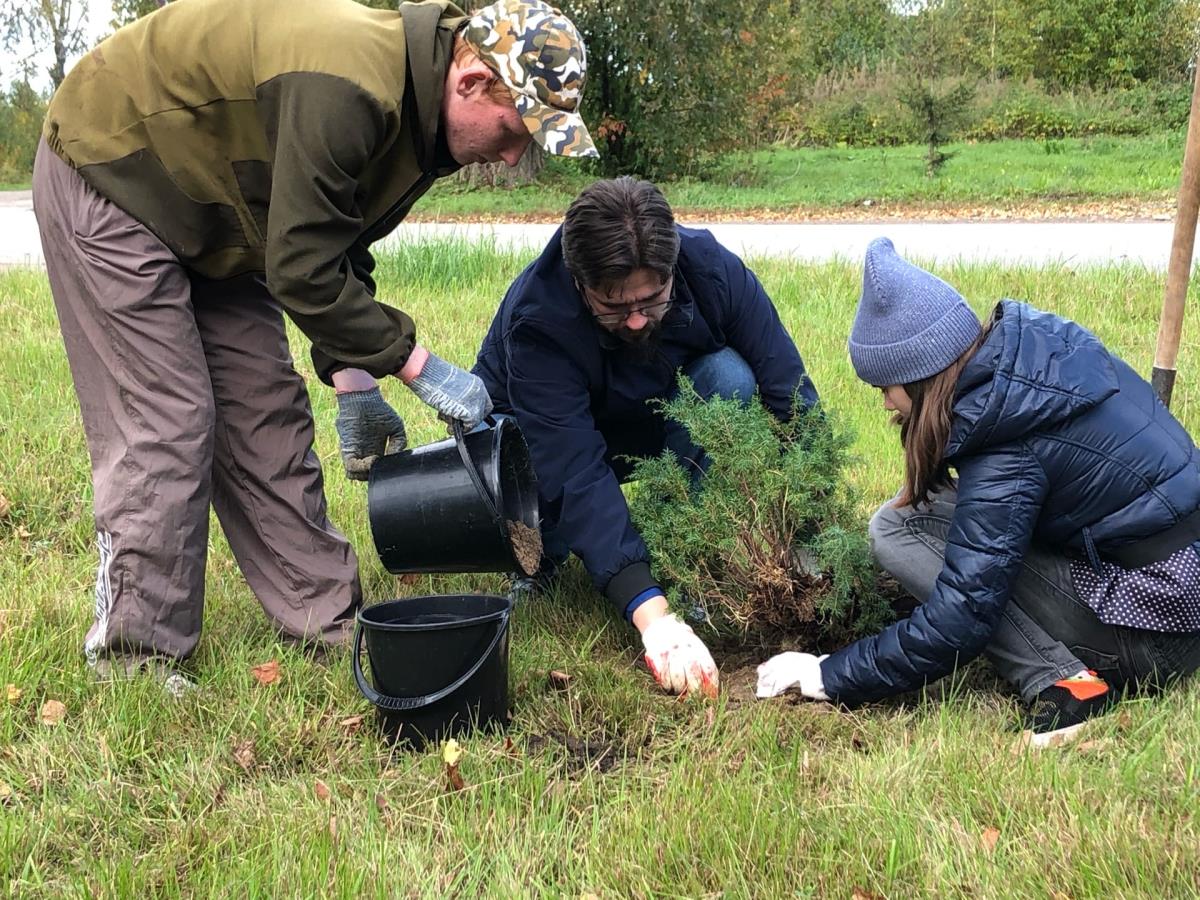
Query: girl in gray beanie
758 237 1200 747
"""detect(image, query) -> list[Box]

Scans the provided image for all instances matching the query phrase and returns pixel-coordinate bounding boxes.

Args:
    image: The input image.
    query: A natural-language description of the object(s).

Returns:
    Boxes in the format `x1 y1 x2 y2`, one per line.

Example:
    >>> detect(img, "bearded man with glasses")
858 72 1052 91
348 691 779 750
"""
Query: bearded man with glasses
474 177 819 697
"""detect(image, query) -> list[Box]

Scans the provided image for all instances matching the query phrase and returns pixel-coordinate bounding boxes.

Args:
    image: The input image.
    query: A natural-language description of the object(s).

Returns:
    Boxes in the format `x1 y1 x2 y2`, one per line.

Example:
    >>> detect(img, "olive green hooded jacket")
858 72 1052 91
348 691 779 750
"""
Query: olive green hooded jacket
44 0 465 382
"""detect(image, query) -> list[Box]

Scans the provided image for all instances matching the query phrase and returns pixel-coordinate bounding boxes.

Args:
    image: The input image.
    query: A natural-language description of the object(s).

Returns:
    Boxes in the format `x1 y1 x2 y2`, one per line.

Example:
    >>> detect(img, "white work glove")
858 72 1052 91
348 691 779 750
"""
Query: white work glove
641 613 719 698
404 351 493 430
756 651 829 700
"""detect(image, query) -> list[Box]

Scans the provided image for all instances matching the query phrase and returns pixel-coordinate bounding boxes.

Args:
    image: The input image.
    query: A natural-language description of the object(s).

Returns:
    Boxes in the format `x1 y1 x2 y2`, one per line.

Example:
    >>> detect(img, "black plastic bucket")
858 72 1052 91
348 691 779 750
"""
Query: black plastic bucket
352 593 512 749
367 417 540 574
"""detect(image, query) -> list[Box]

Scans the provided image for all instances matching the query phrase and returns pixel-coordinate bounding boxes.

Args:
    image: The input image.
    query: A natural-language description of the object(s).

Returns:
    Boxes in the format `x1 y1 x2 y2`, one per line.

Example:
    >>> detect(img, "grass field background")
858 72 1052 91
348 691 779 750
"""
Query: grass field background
414 134 1186 221
2 241 1199 896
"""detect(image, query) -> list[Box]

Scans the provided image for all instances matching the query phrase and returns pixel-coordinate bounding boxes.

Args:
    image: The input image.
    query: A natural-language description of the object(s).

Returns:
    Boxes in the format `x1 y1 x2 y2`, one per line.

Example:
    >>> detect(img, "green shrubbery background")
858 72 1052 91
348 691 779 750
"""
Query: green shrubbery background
1 0 1197 183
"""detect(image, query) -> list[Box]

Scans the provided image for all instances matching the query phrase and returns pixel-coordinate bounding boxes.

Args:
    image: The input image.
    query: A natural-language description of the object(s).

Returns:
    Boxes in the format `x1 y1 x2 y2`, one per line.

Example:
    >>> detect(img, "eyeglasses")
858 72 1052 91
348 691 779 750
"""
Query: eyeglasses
578 278 676 327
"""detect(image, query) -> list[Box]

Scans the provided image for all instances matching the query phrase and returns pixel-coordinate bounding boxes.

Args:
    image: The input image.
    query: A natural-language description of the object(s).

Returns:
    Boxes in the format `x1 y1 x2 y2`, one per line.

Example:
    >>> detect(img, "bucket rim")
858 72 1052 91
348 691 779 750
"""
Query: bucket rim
357 593 512 632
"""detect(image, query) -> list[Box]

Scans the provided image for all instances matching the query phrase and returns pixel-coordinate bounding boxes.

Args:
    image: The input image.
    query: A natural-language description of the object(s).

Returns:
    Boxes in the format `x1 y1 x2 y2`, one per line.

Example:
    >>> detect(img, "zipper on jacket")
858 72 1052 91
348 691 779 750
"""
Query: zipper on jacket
361 171 435 245
1082 527 1104 576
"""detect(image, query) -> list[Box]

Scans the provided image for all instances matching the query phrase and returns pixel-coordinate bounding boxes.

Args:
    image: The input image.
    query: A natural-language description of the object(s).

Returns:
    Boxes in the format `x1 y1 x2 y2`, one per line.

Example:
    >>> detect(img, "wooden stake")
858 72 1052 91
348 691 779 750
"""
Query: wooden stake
1154 62 1200 408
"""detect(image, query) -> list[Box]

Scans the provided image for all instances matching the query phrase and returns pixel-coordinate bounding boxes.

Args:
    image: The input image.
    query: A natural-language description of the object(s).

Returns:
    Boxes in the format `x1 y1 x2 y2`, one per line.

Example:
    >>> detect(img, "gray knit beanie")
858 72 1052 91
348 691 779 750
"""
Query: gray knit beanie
848 237 981 386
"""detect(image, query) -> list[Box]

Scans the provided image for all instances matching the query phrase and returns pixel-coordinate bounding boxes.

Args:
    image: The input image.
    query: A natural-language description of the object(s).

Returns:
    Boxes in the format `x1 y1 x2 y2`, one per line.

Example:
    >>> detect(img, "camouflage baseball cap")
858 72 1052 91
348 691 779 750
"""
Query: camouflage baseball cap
462 0 598 158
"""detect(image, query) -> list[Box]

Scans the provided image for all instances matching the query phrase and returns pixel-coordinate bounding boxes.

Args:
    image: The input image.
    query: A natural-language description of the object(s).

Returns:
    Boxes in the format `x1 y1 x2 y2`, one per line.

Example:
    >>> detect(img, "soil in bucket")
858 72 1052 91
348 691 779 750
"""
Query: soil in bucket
353 594 512 750
368 417 540 575
506 518 543 575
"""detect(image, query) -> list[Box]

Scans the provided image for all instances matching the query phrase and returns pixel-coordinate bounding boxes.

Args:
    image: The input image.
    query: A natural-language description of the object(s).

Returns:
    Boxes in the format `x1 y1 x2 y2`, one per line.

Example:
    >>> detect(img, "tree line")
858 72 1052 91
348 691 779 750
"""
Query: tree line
0 0 1196 183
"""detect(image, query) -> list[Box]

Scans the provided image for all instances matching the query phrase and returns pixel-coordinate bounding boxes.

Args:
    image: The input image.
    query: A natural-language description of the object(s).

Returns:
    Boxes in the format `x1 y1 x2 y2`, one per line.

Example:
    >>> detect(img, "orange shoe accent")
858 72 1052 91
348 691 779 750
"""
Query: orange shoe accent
1055 674 1108 701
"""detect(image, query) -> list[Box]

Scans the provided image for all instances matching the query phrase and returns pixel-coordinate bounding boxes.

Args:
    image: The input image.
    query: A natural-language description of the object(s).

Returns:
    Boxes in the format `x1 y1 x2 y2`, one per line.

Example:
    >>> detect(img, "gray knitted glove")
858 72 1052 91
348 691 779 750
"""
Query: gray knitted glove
334 388 407 481
405 352 493 430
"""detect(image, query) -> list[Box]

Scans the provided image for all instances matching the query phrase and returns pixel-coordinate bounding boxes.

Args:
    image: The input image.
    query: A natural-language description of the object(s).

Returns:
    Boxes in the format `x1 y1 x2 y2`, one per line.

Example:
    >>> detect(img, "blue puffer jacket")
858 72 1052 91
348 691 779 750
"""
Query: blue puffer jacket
474 226 817 612
821 300 1200 706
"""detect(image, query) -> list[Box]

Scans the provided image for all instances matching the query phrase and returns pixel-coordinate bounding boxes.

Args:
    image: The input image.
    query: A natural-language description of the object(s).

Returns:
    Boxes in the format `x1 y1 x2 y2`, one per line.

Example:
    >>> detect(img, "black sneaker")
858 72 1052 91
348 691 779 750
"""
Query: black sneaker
1024 673 1112 748
505 559 560 603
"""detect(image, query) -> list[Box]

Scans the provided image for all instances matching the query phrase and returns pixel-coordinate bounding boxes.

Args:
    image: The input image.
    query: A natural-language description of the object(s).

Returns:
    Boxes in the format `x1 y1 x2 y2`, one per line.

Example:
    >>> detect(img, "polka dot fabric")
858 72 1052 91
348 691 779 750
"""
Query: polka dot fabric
1070 541 1200 632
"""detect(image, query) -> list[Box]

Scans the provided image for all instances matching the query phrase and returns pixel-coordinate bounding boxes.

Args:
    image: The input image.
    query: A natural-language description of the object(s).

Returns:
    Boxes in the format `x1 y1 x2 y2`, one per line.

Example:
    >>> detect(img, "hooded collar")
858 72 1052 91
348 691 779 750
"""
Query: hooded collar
945 300 1120 459
400 2 465 175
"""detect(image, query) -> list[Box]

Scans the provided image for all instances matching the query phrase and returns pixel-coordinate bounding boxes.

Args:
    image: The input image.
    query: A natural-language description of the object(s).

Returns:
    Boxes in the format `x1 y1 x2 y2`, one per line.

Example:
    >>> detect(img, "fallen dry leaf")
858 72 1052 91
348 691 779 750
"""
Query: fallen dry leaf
375 792 388 812
0 781 11 804
250 660 281 685
0 493 9 518
443 738 466 792
5 684 21 705
980 826 1000 853
442 738 464 767
852 888 884 900
232 739 256 772
549 670 572 690
328 814 338 840
314 779 331 802
14 526 31 540
395 573 419 586
339 714 365 735
1076 739 1104 754
39 699 66 726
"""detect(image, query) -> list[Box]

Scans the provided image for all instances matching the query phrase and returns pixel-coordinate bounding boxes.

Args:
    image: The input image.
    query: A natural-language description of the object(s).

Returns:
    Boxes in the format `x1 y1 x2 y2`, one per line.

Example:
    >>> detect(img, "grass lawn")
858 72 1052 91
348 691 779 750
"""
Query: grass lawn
414 133 1187 221
0 134 1185 222
2 241 1199 896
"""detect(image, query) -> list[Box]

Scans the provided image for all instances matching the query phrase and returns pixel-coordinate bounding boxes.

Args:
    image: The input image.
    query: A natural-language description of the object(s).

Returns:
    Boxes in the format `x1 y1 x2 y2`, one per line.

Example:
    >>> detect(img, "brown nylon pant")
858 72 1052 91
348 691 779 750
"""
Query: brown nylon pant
32 142 360 662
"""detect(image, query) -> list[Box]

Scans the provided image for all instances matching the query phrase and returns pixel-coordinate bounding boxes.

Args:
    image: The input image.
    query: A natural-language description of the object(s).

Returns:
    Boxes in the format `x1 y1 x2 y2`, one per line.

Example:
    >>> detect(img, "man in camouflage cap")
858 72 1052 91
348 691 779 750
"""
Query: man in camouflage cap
463 0 597 158
32 0 594 688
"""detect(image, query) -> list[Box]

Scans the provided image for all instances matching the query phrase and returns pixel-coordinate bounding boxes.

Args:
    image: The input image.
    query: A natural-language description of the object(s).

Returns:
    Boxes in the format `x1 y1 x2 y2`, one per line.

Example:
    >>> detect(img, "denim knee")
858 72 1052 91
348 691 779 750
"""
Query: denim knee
868 499 909 570
683 347 757 404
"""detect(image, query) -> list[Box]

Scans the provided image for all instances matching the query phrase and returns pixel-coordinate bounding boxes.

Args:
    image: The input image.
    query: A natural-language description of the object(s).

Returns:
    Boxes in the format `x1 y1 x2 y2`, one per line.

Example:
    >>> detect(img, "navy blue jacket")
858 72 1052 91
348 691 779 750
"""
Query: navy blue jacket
822 300 1200 706
474 226 817 612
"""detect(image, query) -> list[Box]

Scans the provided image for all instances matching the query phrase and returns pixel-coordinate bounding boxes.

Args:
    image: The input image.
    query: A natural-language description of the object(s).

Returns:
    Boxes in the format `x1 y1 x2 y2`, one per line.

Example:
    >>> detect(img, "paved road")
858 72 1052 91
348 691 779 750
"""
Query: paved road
1 190 1191 269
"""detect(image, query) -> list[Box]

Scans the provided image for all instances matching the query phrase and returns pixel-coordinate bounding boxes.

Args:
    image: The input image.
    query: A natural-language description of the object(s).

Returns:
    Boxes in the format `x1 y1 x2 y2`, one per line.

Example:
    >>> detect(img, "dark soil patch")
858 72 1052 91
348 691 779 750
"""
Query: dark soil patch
710 646 787 706
721 663 762 705
525 729 622 773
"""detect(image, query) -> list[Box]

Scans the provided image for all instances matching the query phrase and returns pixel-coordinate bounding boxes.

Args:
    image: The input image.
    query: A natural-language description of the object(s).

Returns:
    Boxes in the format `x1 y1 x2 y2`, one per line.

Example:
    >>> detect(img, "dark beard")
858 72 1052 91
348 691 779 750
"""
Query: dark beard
614 324 663 363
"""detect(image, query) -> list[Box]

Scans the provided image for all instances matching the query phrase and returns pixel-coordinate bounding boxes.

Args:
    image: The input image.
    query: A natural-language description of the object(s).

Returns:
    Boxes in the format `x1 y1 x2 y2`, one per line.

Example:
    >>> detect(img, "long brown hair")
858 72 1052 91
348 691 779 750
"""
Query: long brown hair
894 319 991 508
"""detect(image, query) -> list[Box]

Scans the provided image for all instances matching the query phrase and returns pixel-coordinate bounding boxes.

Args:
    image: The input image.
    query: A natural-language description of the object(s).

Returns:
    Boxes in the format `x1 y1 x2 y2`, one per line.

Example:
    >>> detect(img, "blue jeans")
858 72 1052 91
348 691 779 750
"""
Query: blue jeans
870 483 1200 701
662 347 758 482
539 347 758 566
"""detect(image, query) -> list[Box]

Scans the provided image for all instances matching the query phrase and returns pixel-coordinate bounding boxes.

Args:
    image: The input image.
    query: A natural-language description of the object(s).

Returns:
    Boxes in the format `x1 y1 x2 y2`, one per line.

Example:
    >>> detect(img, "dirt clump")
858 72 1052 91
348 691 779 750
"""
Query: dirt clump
720 665 763 705
506 519 543 575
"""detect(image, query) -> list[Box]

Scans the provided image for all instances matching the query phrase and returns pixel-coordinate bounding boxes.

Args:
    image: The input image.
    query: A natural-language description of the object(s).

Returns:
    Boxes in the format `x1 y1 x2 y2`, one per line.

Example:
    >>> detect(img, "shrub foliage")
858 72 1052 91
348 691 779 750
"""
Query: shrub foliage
627 379 895 643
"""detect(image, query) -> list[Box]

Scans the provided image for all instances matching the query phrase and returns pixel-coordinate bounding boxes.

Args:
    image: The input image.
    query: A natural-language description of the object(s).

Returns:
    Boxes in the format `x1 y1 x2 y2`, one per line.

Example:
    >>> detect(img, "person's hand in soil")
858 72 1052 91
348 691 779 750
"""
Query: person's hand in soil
635 597 719 698
755 651 829 700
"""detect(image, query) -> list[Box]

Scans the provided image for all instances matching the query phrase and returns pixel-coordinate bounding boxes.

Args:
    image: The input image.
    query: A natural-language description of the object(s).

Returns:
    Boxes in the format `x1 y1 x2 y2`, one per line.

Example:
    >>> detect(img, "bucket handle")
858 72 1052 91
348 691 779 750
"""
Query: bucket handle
351 611 509 712
452 418 501 523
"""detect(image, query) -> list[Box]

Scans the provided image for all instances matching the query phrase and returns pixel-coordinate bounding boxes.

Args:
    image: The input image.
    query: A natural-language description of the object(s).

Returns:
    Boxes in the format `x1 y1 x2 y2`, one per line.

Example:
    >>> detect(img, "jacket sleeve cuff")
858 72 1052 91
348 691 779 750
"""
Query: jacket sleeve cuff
604 562 658 613
623 585 664 622
818 651 864 707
